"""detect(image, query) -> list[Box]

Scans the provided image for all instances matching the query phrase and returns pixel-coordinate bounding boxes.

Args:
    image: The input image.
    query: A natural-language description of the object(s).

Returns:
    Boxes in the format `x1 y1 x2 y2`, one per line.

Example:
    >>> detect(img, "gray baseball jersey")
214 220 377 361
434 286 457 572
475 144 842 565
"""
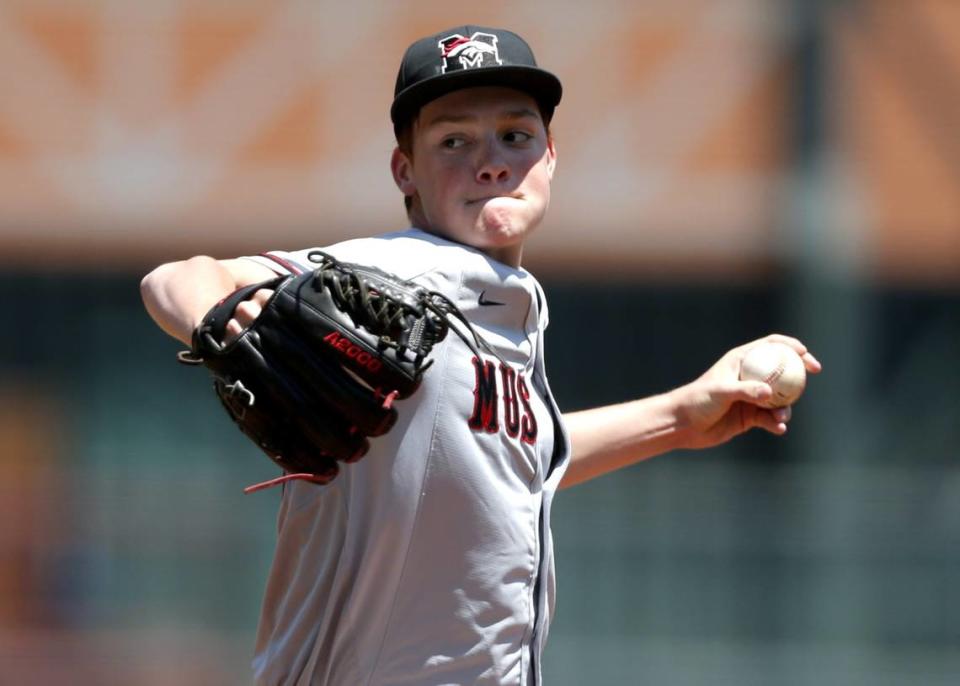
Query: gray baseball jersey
244 228 570 685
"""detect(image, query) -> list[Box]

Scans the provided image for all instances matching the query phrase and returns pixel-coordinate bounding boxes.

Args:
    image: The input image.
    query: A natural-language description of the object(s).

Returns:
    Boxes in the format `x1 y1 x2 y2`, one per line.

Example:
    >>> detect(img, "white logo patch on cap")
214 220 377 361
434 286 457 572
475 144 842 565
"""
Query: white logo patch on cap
438 32 503 73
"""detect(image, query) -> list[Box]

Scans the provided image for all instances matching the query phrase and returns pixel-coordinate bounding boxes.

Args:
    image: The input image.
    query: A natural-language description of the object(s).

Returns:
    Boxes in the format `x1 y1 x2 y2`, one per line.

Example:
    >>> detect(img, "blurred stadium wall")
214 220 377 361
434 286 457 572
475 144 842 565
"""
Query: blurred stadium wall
0 1 957 684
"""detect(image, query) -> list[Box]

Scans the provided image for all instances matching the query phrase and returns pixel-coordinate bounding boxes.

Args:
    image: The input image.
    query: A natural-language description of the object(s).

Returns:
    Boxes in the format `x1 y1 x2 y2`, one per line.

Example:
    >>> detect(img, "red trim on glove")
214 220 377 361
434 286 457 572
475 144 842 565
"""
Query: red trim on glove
243 472 332 494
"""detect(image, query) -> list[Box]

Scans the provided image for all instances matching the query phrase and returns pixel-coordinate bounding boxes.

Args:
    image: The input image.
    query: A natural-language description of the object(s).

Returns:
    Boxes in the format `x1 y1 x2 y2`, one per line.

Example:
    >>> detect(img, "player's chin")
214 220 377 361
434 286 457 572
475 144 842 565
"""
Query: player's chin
475 225 534 256
475 207 541 244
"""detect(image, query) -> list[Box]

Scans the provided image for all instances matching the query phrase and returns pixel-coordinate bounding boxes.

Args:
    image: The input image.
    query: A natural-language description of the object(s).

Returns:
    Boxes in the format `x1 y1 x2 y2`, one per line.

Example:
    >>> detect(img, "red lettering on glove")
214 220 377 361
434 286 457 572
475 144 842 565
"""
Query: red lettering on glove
323 332 383 373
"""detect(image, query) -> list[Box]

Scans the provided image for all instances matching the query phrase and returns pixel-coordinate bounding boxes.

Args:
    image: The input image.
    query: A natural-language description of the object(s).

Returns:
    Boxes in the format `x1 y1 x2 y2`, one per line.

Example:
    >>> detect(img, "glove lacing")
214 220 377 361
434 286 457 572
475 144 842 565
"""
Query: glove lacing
308 251 500 364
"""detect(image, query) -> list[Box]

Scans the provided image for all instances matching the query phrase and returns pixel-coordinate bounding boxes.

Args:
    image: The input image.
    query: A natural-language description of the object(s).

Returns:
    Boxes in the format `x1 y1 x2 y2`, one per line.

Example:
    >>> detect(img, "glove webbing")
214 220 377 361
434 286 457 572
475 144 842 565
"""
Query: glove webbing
308 250 502 365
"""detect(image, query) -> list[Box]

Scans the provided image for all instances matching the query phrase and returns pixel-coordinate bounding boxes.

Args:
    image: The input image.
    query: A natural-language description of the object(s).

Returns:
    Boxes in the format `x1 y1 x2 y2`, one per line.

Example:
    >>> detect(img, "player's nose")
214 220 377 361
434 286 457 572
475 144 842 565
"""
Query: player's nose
475 139 510 184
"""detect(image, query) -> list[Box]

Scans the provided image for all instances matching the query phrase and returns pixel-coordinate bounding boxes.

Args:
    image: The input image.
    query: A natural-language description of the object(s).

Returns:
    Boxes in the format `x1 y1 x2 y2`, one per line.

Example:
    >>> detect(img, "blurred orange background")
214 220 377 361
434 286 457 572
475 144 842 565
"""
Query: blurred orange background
1 0 956 281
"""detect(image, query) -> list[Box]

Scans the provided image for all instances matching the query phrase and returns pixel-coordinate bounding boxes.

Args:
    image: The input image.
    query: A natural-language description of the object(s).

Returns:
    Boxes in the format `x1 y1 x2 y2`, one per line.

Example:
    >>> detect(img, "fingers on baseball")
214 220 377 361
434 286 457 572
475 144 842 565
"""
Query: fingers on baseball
756 333 822 374
802 352 822 374
720 380 773 405
763 412 789 435
747 404 789 436
729 381 793 435
761 333 805 352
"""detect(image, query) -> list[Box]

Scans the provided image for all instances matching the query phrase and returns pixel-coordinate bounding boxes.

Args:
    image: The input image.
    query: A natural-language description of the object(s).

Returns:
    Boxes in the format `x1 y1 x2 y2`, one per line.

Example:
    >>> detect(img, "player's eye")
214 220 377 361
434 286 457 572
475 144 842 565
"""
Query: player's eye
441 136 467 150
503 131 533 145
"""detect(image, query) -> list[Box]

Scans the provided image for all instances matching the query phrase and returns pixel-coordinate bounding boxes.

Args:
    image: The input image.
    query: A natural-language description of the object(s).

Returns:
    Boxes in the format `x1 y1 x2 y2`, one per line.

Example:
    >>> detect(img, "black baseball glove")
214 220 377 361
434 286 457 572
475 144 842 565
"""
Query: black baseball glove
179 251 483 492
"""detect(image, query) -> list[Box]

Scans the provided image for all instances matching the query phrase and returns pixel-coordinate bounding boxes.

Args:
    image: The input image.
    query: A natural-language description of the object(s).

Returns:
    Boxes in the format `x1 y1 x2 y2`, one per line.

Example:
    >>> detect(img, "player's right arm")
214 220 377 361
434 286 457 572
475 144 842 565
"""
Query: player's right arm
140 256 277 346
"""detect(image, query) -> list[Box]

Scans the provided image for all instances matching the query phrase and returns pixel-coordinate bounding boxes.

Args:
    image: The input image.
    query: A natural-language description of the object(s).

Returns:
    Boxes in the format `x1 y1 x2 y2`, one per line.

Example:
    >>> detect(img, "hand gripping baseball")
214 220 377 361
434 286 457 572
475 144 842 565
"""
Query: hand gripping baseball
179 251 494 493
676 334 821 449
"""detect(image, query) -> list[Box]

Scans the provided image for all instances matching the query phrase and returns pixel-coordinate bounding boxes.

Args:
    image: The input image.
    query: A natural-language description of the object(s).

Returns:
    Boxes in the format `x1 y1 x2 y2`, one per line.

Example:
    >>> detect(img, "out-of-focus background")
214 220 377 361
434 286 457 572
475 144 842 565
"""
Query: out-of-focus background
1 1 957 684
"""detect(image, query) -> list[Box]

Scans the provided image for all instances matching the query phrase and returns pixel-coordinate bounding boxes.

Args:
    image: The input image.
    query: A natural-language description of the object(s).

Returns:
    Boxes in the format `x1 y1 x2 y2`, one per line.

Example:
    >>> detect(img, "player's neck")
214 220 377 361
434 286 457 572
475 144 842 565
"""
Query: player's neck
416 227 523 268
483 243 523 268
410 218 524 268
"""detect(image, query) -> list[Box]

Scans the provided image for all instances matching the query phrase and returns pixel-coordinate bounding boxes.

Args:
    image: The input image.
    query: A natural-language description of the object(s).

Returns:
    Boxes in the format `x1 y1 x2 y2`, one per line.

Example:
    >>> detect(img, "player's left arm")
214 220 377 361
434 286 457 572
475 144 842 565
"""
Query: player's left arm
559 334 821 489
140 256 278 345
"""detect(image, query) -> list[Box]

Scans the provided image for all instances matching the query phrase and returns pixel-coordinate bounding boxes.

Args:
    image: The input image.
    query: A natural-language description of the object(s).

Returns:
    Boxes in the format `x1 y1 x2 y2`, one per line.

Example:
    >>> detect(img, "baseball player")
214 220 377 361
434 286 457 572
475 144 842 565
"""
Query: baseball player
141 25 821 686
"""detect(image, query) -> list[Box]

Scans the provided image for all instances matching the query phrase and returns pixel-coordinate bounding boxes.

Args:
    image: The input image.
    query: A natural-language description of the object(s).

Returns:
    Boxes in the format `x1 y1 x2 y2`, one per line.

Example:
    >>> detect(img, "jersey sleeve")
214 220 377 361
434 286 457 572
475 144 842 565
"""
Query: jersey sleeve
237 231 467 299
241 250 315 276
238 228 536 307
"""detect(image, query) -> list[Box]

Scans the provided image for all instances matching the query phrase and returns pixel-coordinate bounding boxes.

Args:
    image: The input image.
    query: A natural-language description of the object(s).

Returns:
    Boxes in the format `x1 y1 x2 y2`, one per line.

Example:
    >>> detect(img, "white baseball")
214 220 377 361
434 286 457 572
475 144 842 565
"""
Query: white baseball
739 342 807 408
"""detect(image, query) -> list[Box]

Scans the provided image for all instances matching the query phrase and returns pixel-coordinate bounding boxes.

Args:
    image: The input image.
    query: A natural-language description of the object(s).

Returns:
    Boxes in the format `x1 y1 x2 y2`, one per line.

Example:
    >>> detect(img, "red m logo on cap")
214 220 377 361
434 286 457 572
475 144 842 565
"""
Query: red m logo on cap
438 33 503 73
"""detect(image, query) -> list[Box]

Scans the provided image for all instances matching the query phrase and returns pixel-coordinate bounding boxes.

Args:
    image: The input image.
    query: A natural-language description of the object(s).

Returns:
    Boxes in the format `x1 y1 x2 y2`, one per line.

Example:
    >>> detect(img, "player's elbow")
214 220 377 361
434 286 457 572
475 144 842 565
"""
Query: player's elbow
140 263 167 306
140 260 178 305
140 256 212 301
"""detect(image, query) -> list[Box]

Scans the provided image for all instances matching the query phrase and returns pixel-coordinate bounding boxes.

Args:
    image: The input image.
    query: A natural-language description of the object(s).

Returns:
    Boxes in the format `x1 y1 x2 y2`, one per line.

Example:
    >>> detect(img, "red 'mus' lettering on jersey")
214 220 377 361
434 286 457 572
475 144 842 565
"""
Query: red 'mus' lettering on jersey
468 357 499 432
467 356 538 444
500 364 519 438
517 374 537 445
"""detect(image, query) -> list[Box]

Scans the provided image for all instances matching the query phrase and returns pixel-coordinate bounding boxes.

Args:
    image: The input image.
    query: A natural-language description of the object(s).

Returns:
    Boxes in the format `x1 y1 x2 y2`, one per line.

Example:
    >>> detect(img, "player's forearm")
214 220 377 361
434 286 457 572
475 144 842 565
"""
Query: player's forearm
140 256 237 345
560 390 690 489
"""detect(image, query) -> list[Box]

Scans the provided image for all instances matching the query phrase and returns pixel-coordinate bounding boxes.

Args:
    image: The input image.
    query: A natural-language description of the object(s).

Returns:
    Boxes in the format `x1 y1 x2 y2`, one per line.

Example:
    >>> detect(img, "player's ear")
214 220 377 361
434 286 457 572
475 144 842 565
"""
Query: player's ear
545 136 557 180
391 147 417 196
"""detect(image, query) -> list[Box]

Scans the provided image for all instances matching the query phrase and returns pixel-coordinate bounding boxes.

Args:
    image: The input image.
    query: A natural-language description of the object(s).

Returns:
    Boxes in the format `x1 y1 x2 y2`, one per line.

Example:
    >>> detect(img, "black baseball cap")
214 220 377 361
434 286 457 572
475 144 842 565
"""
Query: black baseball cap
391 25 562 134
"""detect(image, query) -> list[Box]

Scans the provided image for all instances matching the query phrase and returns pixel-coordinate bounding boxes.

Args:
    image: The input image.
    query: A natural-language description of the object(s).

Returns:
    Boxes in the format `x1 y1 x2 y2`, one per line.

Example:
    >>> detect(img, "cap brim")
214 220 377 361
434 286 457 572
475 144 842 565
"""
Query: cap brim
391 66 562 129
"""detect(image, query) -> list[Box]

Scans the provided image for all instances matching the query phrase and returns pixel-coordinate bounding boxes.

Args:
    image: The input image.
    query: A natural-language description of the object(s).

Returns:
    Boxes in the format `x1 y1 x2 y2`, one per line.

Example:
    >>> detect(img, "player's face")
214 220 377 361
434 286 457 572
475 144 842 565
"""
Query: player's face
391 87 557 267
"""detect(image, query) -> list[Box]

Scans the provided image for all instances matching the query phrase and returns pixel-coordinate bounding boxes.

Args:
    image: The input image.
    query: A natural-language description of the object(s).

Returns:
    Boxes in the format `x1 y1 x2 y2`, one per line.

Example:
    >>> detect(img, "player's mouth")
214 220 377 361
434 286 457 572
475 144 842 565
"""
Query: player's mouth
466 194 522 205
